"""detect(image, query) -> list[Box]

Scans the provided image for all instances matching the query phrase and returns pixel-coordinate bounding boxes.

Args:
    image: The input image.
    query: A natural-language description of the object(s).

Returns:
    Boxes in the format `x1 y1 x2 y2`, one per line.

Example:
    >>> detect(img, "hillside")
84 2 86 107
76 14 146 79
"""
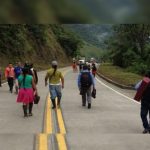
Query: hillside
0 25 81 68
65 24 112 48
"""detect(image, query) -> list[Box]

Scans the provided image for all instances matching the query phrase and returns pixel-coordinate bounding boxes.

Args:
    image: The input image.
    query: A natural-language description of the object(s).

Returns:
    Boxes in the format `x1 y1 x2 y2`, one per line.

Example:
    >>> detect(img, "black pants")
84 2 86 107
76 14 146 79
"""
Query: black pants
0 76 1 86
140 102 150 129
7 77 14 92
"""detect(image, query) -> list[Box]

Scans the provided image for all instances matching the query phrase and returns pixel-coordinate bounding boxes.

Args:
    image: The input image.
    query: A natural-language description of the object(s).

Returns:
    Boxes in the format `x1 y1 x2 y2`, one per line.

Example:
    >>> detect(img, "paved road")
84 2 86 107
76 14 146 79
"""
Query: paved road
0 67 149 150
62 70 150 150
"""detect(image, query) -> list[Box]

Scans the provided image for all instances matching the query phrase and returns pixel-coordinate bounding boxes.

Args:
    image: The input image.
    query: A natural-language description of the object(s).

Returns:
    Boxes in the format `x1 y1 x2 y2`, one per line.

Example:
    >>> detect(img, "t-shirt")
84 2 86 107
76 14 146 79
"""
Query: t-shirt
14 66 22 78
46 69 63 84
18 75 33 88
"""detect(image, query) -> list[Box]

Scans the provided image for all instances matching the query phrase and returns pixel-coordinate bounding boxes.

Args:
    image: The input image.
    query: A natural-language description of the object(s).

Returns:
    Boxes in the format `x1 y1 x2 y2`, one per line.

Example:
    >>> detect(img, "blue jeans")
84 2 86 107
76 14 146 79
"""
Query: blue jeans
49 85 62 100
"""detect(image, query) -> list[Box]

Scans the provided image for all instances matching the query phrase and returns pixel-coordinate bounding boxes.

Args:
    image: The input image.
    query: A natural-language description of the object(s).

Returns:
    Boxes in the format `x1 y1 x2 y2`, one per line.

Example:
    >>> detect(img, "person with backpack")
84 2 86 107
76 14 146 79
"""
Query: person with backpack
45 61 64 109
135 71 150 133
5 63 15 93
77 64 95 109
17 68 37 117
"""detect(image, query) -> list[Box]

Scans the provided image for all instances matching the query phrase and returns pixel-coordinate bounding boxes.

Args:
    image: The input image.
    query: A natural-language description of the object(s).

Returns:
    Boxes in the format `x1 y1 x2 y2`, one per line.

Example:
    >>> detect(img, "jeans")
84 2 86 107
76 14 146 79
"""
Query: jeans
49 85 62 100
140 102 150 129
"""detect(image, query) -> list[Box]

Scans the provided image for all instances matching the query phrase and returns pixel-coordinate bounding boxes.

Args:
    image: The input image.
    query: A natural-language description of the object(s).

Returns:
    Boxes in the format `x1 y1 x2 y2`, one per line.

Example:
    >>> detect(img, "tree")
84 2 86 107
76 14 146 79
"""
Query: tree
108 24 150 74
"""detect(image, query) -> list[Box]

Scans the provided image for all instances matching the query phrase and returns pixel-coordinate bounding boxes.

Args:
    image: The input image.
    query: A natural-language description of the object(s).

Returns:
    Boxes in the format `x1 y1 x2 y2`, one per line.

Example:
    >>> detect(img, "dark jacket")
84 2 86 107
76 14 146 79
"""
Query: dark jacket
142 84 150 105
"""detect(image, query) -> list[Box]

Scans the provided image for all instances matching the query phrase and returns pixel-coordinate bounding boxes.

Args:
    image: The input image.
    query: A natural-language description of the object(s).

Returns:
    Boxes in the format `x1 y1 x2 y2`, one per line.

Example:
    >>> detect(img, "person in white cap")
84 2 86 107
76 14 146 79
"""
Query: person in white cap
45 61 64 109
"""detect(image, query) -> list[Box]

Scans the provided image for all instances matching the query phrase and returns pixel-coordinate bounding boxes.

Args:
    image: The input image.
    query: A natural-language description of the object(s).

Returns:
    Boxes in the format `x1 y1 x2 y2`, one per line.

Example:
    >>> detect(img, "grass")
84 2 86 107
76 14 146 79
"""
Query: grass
98 63 142 86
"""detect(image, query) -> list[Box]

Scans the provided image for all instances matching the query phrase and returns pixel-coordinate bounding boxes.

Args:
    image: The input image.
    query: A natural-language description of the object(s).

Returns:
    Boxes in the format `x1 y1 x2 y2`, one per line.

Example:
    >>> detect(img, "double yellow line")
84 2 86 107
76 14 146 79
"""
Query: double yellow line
37 70 69 150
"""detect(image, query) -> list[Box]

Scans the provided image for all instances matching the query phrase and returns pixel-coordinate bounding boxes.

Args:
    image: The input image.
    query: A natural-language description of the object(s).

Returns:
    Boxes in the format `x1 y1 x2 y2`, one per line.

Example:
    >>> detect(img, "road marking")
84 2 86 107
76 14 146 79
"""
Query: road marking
38 134 48 150
38 69 69 150
44 95 52 134
96 77 140 105
56 104 66 134
56 134 67 150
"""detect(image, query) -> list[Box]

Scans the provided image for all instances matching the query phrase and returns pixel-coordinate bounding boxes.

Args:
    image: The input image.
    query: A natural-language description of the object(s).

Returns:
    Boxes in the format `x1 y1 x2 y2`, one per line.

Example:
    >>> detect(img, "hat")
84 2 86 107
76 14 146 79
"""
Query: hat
51 61 58 66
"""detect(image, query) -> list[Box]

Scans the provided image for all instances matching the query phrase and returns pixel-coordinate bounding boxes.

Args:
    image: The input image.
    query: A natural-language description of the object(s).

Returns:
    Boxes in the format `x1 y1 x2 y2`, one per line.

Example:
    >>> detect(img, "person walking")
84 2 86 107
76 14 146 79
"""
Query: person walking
91 63 97 77
14 62 23 94
17 68 37 117
29 63 38 85
78 64 95 109
135 71 150 133
45 61 64 109
5 63 15 93
79 61 83 72
72 62 78 73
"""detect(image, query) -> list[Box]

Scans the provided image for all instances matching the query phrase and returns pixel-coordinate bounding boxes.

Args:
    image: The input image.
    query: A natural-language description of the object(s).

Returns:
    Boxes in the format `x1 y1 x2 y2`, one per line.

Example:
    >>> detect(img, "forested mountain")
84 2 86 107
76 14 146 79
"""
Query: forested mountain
0 25 82 67
65 24 112 48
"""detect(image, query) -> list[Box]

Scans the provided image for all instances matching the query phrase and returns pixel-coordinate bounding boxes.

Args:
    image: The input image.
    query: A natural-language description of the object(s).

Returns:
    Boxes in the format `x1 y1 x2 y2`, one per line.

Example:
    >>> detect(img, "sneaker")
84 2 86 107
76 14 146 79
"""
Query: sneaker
143 129 149 134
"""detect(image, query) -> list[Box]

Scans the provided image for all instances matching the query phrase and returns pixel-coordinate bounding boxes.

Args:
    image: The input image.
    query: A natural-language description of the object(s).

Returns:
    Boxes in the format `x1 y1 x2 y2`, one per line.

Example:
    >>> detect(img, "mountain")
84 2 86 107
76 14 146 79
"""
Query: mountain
65 24 113 48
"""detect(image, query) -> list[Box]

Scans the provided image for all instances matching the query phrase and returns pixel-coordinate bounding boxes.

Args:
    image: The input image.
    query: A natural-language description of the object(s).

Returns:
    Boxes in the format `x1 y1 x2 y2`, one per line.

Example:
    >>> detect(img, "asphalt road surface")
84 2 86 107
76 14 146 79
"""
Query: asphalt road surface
0 67 149 150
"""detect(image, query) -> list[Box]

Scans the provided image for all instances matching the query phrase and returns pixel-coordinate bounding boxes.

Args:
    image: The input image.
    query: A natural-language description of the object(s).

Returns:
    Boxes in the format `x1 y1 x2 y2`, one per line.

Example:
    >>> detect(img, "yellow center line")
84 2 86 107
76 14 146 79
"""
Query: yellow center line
38 134 48 150
56 105 66 134
37 69 70 150
56 134 67 150
45 96 52 134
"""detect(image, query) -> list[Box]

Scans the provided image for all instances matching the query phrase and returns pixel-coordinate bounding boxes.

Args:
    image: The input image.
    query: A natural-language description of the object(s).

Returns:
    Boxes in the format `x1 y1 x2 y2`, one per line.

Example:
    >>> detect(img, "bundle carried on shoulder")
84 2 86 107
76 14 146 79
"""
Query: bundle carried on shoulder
134 77 150 102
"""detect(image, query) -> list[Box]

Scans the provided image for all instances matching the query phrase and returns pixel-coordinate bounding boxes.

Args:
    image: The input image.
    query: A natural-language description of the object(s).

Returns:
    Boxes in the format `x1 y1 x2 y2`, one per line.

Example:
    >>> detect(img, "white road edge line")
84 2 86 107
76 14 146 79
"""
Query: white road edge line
96 77 140 105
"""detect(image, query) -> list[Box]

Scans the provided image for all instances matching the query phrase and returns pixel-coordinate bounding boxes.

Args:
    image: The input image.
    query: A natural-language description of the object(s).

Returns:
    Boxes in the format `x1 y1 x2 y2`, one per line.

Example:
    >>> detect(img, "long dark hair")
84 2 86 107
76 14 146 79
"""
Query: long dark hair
22 68 29 88
52 65 57 76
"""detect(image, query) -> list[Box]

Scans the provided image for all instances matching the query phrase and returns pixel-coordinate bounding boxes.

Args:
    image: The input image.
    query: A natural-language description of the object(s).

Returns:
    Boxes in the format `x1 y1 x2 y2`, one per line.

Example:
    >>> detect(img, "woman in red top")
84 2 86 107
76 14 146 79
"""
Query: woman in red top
5 63 15 93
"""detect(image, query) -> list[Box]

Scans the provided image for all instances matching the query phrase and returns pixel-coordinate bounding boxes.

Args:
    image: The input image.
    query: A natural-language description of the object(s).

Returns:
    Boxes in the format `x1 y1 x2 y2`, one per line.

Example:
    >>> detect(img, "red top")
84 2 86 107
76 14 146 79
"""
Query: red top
5 67 15 78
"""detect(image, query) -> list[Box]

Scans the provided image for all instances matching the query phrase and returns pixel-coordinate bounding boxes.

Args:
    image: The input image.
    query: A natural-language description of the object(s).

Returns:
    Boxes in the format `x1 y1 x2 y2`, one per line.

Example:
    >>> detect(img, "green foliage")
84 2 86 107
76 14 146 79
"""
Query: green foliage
99 63 142 86
26 24 48 44
51 25 83 57
0 24 25 56
0 24 81 63
107 24 150 75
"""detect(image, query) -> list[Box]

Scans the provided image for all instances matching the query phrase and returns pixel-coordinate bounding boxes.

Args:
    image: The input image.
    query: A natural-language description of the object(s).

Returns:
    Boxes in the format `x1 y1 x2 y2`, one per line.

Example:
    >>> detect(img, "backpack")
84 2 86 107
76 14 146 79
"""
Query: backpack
80 72 92 88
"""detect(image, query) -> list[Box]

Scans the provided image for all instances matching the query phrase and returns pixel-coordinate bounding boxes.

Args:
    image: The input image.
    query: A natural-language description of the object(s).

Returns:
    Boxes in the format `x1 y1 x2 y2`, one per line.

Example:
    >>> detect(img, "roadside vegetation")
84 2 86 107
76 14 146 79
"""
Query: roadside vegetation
106 24 150 75
99 63 142 86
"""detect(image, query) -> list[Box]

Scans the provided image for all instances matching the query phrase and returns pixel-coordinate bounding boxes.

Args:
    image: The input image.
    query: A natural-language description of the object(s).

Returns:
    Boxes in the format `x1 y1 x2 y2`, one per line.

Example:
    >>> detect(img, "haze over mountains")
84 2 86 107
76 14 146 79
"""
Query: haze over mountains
66 24 113 48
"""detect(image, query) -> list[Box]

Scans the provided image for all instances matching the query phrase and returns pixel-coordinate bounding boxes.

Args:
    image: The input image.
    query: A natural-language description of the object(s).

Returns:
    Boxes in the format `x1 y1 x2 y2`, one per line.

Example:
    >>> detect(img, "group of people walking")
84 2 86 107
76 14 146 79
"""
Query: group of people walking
1 59 150 134
1 62 38 117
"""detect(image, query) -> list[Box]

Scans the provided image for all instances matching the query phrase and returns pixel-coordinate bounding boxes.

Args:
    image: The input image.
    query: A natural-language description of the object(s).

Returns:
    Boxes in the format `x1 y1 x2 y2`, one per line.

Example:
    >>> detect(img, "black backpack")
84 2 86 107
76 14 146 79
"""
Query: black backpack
80 72 92 88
